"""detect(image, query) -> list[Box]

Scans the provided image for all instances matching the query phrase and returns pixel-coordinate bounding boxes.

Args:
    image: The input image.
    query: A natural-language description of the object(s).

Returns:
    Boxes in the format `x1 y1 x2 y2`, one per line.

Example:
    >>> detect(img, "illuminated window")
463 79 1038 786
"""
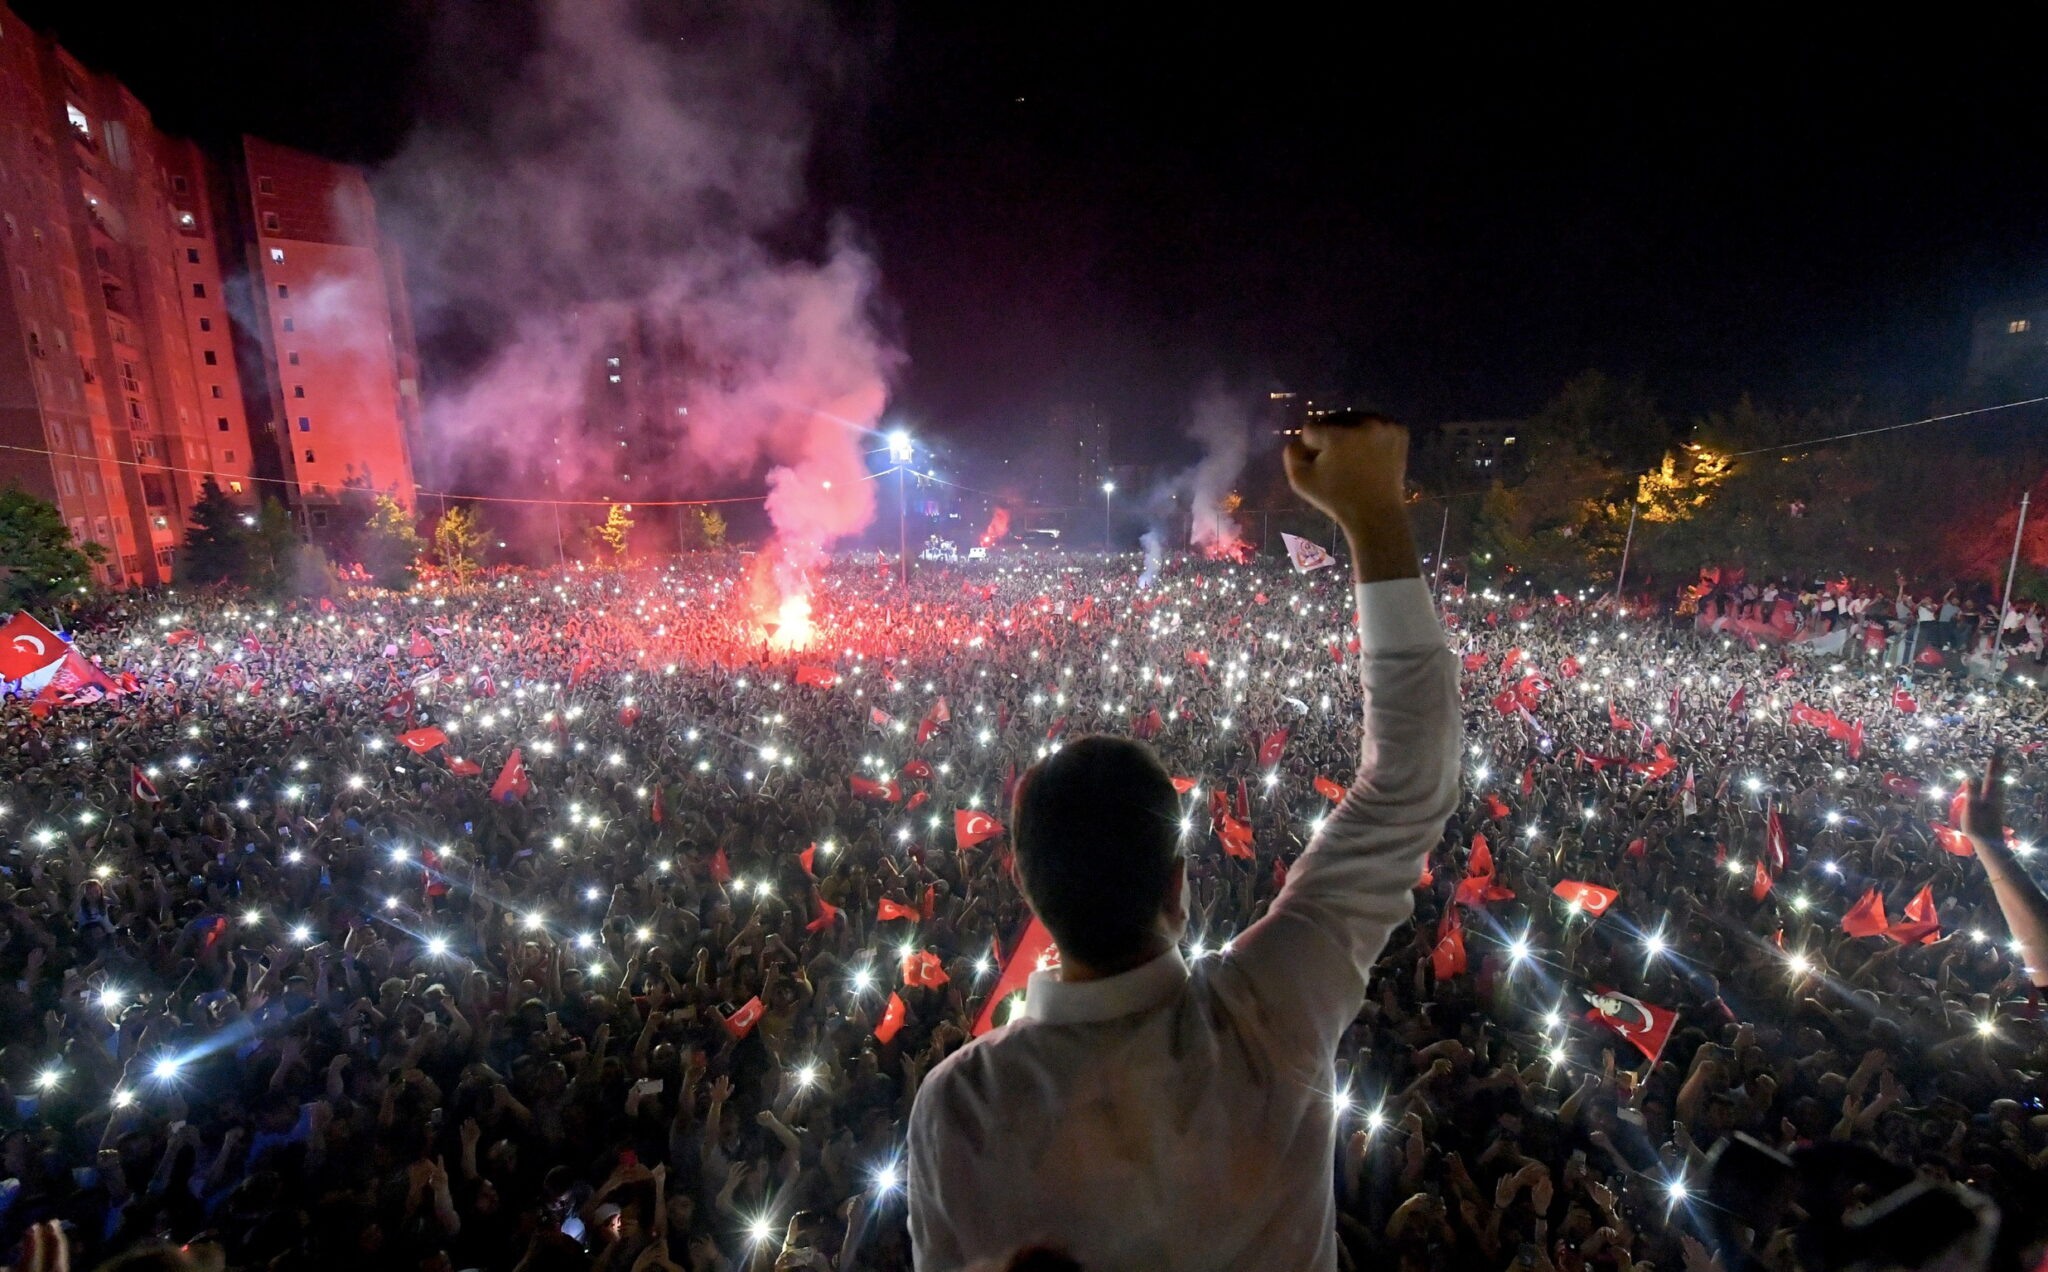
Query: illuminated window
607 356 621 367
269 247 284 263
229 481 243 493
65 104 89 135
175 212 195 229
2011 319 2032 335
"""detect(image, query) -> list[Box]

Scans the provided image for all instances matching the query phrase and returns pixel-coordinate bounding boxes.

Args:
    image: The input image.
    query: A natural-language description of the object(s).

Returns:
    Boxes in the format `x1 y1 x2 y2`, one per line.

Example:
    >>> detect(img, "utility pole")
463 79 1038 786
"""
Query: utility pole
1612 500 1639 609
1997 488 2032 650
1102 481 1116 552
552 501 566 571
898 464 909 587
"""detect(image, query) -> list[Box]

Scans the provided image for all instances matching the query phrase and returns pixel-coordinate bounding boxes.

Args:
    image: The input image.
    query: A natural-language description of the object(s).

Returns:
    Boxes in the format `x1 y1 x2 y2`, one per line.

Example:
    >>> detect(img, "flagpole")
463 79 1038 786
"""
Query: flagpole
1431 503 1449 600
1612 500 1639 608
1996 488 2031 651
552 501 566 571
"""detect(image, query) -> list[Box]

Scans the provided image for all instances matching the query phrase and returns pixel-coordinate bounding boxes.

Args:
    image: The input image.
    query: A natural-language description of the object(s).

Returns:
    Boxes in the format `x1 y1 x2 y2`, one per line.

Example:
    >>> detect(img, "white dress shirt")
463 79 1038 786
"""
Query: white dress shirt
908 577 1460 1272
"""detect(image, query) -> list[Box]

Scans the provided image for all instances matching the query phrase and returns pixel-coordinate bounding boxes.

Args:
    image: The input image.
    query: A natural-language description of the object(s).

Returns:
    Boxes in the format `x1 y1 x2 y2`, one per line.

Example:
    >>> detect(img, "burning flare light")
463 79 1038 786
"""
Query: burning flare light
769 592 816 652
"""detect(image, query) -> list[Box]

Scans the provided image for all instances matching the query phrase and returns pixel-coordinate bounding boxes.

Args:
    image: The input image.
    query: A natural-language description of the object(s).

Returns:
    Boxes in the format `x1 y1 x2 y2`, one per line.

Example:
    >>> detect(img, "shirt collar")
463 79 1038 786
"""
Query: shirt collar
1022 946 1188 1026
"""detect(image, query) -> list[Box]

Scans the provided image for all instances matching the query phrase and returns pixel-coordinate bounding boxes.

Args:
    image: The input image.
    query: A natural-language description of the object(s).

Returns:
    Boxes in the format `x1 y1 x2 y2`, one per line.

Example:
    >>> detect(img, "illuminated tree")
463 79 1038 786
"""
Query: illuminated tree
695 507 727 549
594 502 634 561
361 495 423 590
0 487 105 608
433 505 485 581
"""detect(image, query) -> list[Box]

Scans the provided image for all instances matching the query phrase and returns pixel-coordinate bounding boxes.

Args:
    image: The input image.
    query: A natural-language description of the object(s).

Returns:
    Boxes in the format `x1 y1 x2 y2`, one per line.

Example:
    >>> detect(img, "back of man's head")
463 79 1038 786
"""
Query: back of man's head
1012 735 1181 969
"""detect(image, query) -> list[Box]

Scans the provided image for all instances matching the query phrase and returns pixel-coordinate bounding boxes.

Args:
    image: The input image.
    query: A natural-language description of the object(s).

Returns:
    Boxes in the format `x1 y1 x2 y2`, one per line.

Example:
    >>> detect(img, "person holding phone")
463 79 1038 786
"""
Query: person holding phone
907 416 1460 1270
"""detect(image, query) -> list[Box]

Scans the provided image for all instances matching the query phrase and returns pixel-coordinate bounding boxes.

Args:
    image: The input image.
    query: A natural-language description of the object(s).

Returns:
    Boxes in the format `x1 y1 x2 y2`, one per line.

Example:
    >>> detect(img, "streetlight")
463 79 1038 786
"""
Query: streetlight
1102 480 1116 551
887 430 914 588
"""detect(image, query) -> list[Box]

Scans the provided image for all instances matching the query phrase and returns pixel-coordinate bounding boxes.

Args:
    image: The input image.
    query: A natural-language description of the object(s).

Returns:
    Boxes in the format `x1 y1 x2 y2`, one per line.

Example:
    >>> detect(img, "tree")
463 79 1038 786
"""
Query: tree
1531 371 1673 473
433 505 486 581
180 477 247 585
361 495 423 590
593 502 634 561
0 487 104 609
241 499 300 593
695 507 727 549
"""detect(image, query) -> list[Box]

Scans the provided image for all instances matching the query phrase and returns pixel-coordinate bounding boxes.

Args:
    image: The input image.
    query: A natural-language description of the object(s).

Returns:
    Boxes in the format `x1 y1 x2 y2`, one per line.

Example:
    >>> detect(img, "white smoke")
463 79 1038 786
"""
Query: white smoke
1184 388 1250 555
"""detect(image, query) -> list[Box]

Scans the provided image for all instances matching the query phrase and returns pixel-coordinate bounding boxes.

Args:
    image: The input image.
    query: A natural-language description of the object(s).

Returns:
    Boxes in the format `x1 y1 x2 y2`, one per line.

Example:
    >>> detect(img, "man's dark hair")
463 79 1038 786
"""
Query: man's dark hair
1012 735 1181 969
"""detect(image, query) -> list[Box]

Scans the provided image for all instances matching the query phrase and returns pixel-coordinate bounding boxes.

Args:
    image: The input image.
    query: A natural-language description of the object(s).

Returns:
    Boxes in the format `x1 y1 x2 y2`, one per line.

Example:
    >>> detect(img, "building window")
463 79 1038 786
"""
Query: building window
127 399 142 419
217 417 229 431
276 283 288 299
311 508 328 528
257 176 274 194
210 385 223 399
203 350 217 366
303 449 315 463
229 480 243 494
185 247 199 264
191 282 205 298
171 175 187 194
287 351 300 365
83 472 96 495
198 316 211 332
175 211 195 229
263 213 279 231
293 384 305 398
58 471 75 496
298 416 311 431
120 363 139 392
65 104 89 135
223 450 235 463
281 317 294 332
2011 319 2033 335
269 247 284 263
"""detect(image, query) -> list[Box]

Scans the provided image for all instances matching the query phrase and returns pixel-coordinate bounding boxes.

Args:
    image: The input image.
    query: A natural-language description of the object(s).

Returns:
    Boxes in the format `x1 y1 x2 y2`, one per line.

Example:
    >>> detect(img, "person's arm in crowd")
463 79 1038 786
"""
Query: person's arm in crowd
701 1075 731 1183
1231 417 1460 1052
1964 751 2048 987
200 1126 245 1198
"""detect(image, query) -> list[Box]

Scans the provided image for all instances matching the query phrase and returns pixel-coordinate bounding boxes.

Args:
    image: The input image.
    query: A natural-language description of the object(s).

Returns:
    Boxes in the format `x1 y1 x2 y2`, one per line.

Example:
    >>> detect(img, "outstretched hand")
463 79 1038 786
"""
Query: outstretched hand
1961 750 2005 847
1283 414 1408 531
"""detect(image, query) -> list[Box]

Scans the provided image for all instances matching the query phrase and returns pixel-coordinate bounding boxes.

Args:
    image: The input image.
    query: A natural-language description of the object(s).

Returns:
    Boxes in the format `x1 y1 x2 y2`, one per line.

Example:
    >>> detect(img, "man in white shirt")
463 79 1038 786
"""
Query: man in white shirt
907 415 1460 1271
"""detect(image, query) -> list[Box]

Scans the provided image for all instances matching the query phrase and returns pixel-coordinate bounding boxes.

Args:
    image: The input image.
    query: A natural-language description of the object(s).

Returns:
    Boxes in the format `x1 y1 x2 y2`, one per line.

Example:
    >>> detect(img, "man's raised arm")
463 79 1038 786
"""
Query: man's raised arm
1233 416 1461 1049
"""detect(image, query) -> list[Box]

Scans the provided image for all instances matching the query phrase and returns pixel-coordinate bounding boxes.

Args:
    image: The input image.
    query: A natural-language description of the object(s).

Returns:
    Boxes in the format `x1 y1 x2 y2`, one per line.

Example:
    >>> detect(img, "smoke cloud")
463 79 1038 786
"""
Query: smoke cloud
1183 388 1251 557
375 0 896 571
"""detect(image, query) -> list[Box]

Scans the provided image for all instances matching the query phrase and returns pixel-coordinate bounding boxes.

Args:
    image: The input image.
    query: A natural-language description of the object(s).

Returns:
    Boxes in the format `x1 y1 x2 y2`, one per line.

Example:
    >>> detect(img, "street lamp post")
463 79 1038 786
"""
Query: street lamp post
888 430 913 588
1102 480 1116 552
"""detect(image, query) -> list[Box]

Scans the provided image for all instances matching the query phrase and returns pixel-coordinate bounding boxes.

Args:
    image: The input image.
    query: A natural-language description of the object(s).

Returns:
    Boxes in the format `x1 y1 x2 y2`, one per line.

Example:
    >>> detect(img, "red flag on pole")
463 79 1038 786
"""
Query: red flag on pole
1888 884 1941 945
1431 905 1467 979
489 749 530 801
1552 880 1618 915
798 843 817 875
1257 728 1290 768
878 897 919 923
130 765 161 804
723 996 764 1040
804 894 841 933
1170 776 1197 795
1584 988 1678 1063
1841 889 1890 938
1765 806 1788 874
447 756 483 777
795 664 839 688
1218 814 1255 860
708 845 732 885
901 950 950 989
0 612 64 681
1313 775 1346 803
955 809 1004 849
1728 686 1747 715
1751 858 1774 901
973 916 1058 1036
875 992 909 1044
650 783 664 823
398 727 449 754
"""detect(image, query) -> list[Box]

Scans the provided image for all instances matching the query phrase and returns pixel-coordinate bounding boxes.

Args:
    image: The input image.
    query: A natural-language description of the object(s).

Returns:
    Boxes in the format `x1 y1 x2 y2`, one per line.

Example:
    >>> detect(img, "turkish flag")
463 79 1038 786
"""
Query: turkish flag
1841 889 1890 938
1233 777 1250 821
0 612 64 681
1751 858 1773 901
1468 831 1494 877
870 706 895 729
973 916 1059 1036
1892 688 1917 714
917 717 940 746
1887 884 1941 945
1916 646 1945 666
804 894 841 933
903 760 933 781
398 727 449 754
569 653 595 686
723 996 765 1040
1462 652 1490 672
1491 689 1520 716
955 809 1003 849
928 696 951 724
1431 905 1467 979
1502 647 1526 673
907 790 930 811
1609 702 1636 731
1881 772 1922 798
1485 794 1510 819
447 756 483 777
795 664 839 688
901 950 950 989
165 628 199 645
382 691 415 722
1133 707 1164 740
1552 880 1618 915
875 992 909 1044
618 704 641 728
1584 988 1678 1063
850 774 898 802
708 845 733 884
130 764 161 804
1170 776 1197 795
1218 814 1255 860
797 843 817 876
1185 649 1210 668
1728 686 1747 715
1559 656 1582 679
1253 729 1286 770
878 898 919 923
407 632 433 659
1933 824 1976 857
490 749 530 801
1765 806 1788 874
1313 775 1346 803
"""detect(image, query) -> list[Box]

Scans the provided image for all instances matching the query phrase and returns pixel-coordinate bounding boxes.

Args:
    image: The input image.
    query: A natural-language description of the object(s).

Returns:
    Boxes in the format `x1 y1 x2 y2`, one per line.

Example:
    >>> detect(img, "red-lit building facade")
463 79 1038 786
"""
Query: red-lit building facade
0 3 417 585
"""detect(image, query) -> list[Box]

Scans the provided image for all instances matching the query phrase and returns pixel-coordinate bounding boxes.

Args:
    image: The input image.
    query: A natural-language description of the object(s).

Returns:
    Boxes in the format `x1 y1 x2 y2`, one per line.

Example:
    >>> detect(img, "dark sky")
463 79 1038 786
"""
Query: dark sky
24 4 2048 444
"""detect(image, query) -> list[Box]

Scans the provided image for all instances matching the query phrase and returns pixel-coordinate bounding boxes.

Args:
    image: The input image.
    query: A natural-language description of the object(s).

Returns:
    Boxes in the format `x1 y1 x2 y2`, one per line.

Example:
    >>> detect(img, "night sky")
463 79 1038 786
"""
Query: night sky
23 4 2048 443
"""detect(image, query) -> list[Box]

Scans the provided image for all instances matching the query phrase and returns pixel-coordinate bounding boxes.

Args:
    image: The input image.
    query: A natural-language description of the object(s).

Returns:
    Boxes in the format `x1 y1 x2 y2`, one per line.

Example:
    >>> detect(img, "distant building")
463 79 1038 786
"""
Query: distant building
1963 299 2048 394
1437 420 1518 471
0 1 418 581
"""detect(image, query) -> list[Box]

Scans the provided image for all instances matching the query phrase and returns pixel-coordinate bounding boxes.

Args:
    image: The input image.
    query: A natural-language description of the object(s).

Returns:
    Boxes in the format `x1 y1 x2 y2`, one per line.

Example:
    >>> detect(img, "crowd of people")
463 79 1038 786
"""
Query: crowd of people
0 550 2044 1271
